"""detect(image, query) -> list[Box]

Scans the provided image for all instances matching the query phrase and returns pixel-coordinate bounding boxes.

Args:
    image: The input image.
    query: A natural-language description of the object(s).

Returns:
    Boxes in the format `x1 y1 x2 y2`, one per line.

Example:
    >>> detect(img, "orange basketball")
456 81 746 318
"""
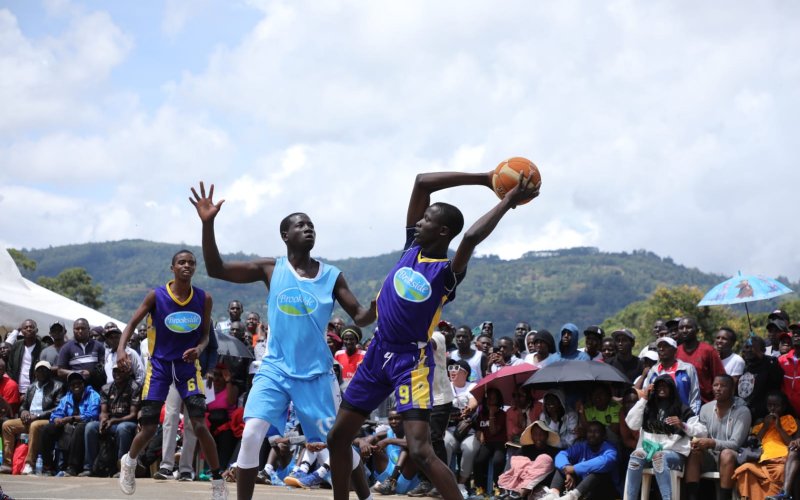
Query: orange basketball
491 157 541 205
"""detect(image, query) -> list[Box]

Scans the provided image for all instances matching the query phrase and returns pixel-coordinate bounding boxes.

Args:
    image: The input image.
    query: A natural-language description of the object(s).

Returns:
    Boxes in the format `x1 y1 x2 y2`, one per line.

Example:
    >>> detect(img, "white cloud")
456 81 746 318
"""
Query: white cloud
2 0 800 283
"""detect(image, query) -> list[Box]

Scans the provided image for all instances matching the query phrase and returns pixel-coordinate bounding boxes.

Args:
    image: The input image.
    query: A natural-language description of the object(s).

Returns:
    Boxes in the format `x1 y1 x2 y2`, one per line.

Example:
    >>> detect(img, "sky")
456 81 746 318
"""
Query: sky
2 0 799 281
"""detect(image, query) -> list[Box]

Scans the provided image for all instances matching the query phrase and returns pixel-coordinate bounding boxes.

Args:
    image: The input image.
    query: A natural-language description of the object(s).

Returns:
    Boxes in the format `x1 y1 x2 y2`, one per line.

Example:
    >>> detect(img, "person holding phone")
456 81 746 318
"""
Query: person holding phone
489 337 524 374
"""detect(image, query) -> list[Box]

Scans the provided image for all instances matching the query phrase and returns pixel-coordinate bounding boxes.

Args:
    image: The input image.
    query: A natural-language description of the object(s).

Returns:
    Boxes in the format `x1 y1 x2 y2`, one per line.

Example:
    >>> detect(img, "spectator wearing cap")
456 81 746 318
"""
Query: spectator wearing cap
766 309 791 357
83 362 141 477
581 326 604 361
7 319 43 397
608 329 644 384
523 330 557 369
714 327 745 385
56 318 106 391
778 322 800 416
333 326 366 384
737 335 784 421
644 337 701 414
676 317 726 404
39 371 100 476
39 322 67 372
0 360 63 475
451 325 487 383
102 327 144 386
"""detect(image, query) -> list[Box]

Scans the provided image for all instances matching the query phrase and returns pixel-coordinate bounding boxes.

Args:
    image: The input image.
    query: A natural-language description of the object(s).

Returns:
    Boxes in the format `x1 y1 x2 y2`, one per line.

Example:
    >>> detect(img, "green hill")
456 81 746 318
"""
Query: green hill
15 240 757 335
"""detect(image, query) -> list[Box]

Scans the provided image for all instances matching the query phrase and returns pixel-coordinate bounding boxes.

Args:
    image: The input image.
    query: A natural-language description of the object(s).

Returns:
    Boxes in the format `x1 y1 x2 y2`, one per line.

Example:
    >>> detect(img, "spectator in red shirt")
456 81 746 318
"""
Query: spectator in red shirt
778 323 800 416
676 317 725 404
333 326 366 384
0 359 21 415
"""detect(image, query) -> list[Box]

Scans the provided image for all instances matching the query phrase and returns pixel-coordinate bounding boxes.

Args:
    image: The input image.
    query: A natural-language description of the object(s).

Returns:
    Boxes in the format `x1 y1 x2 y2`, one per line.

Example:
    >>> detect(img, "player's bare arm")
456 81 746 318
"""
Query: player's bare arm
406 172 493 227
117 290 157 369
334 274 377 327
190 181 276 285
183 292 213 363
452 171 539 274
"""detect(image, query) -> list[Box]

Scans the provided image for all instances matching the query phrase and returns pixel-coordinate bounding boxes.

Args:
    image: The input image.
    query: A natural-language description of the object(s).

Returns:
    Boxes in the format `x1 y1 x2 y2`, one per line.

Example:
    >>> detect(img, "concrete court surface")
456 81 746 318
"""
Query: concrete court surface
0 475 357 500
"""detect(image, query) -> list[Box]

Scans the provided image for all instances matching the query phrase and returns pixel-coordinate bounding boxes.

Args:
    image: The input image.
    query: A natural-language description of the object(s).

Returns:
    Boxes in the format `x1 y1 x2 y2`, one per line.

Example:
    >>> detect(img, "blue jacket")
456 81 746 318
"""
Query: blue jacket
551 323 590 362
50 385 101 423
555 439 620 492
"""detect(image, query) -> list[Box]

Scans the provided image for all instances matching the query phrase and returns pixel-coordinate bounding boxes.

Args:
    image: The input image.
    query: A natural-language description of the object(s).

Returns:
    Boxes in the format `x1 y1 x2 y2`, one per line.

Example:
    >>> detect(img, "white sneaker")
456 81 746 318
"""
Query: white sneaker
211 478 228 500
458 484 469 499
21 463 33 475
540 489 561 500
559 490 580 500
118 453 137 495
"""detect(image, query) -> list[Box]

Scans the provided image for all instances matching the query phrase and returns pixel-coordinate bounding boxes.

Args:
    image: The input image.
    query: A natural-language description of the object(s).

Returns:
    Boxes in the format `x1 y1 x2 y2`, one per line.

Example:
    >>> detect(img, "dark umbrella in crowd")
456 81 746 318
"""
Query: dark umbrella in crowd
522 360 629 389
216 331 254 359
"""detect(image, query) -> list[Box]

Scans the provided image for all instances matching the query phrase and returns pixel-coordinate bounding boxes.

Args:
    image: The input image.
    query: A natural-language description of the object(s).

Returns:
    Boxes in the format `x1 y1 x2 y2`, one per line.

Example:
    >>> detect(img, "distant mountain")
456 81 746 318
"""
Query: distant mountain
18 240 738 335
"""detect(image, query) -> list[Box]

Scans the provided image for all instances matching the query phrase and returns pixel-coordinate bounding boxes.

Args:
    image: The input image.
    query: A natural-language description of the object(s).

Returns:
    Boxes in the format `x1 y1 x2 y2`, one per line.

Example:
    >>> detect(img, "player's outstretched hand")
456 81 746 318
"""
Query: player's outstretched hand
190 181 225 222
505 171 541 209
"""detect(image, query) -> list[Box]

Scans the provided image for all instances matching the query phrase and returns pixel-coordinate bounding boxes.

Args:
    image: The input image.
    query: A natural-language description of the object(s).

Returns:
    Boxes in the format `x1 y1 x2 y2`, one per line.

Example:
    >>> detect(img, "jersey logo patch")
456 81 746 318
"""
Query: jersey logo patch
276 287 319 316
164 311 202 333
393 267 432 303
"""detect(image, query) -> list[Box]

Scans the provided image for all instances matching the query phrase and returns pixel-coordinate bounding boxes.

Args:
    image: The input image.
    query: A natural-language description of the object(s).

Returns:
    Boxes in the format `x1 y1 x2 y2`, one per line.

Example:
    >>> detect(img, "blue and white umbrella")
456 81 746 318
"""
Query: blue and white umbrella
698 272 793 332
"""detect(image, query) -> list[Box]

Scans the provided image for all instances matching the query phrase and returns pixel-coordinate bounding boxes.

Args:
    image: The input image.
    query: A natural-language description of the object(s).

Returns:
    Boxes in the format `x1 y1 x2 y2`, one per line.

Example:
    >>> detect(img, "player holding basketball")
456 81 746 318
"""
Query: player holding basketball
189 182 377 500
116 250 227 500
328 170 539 500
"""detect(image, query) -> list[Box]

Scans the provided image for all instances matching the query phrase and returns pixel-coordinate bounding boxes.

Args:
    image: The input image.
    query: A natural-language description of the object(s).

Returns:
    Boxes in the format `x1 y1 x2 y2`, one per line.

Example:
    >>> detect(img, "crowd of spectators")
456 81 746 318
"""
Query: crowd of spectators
1 305 800 500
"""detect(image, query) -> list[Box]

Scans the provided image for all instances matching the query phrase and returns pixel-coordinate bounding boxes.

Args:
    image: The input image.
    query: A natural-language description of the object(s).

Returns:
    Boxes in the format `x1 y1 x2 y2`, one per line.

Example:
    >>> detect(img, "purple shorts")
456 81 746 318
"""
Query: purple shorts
342 338 434 414
142 357 204 402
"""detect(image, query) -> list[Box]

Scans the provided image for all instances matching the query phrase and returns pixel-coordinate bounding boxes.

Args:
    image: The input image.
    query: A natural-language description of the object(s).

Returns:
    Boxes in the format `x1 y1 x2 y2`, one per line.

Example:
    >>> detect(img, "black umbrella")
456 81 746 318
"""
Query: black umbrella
216 331 254 359
522 360 629 388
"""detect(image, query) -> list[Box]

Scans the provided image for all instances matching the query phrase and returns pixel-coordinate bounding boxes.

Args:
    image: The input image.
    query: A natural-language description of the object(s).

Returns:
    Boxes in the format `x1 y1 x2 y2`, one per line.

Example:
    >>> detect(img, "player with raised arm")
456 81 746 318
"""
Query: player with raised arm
327 169 540 500
116 250 227 500
189 182 376 500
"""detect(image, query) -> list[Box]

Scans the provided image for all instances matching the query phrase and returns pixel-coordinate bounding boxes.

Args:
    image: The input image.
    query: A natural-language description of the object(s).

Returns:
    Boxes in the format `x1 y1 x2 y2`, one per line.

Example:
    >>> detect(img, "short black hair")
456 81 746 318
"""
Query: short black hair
586 420 607 435
715 373 735 388
718 326 737 344
279 212 308 234
171 249 195 265
429 202 464 238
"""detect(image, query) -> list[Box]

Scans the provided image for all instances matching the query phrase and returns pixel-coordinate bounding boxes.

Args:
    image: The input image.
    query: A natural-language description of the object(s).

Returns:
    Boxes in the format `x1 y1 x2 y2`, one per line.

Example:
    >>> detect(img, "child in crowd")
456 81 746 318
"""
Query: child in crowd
498 421 560 499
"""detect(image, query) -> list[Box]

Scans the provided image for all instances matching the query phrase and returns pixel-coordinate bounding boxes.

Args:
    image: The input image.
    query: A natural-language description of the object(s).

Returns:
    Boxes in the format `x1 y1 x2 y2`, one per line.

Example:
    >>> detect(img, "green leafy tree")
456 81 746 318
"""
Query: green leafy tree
38 267 105 309
7 248 36 272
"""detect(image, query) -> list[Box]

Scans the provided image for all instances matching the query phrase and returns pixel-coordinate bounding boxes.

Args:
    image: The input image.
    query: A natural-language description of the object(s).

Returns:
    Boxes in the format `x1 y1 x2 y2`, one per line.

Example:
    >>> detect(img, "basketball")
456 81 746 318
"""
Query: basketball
491 157 541 205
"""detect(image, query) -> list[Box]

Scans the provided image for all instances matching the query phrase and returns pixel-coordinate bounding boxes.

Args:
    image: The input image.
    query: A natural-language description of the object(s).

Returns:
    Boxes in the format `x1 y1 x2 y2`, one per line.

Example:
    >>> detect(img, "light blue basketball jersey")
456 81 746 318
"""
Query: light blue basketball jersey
262 256 340 380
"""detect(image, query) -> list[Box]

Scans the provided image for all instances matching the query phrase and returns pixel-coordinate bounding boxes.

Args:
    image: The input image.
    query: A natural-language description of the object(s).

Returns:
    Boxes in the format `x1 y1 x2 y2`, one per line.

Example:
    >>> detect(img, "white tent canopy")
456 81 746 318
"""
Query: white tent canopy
0 248 126 336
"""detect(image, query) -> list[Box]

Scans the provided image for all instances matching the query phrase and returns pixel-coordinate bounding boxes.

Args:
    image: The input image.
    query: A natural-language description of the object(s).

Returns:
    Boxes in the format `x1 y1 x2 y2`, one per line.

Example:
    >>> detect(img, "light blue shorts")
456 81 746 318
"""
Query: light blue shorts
243 366 340 443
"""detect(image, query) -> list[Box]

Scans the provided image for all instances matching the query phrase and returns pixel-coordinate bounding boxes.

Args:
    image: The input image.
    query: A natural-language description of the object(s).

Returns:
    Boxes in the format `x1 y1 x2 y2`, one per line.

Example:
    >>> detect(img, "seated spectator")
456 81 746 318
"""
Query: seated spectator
540 420 619 500
472 388 507 497
206 364 240 470
539 389 579 449
738 335 784 421
767 436 800 500
102 327 144 386
715 327 745 385
733 391 798 500
551 324 590 362
617 387 641 477
685 374 752 500
1 361 63 475
523 330 557 369
359 410 420 495
625 375 705 500
576 384 620 444
498 421 560 499
488 337 524 374
600 338 616 362
444 359 479 498
644 336 701 414
39 372 101 476
0 359 20 415
779 324 800 418
82 363 141 476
